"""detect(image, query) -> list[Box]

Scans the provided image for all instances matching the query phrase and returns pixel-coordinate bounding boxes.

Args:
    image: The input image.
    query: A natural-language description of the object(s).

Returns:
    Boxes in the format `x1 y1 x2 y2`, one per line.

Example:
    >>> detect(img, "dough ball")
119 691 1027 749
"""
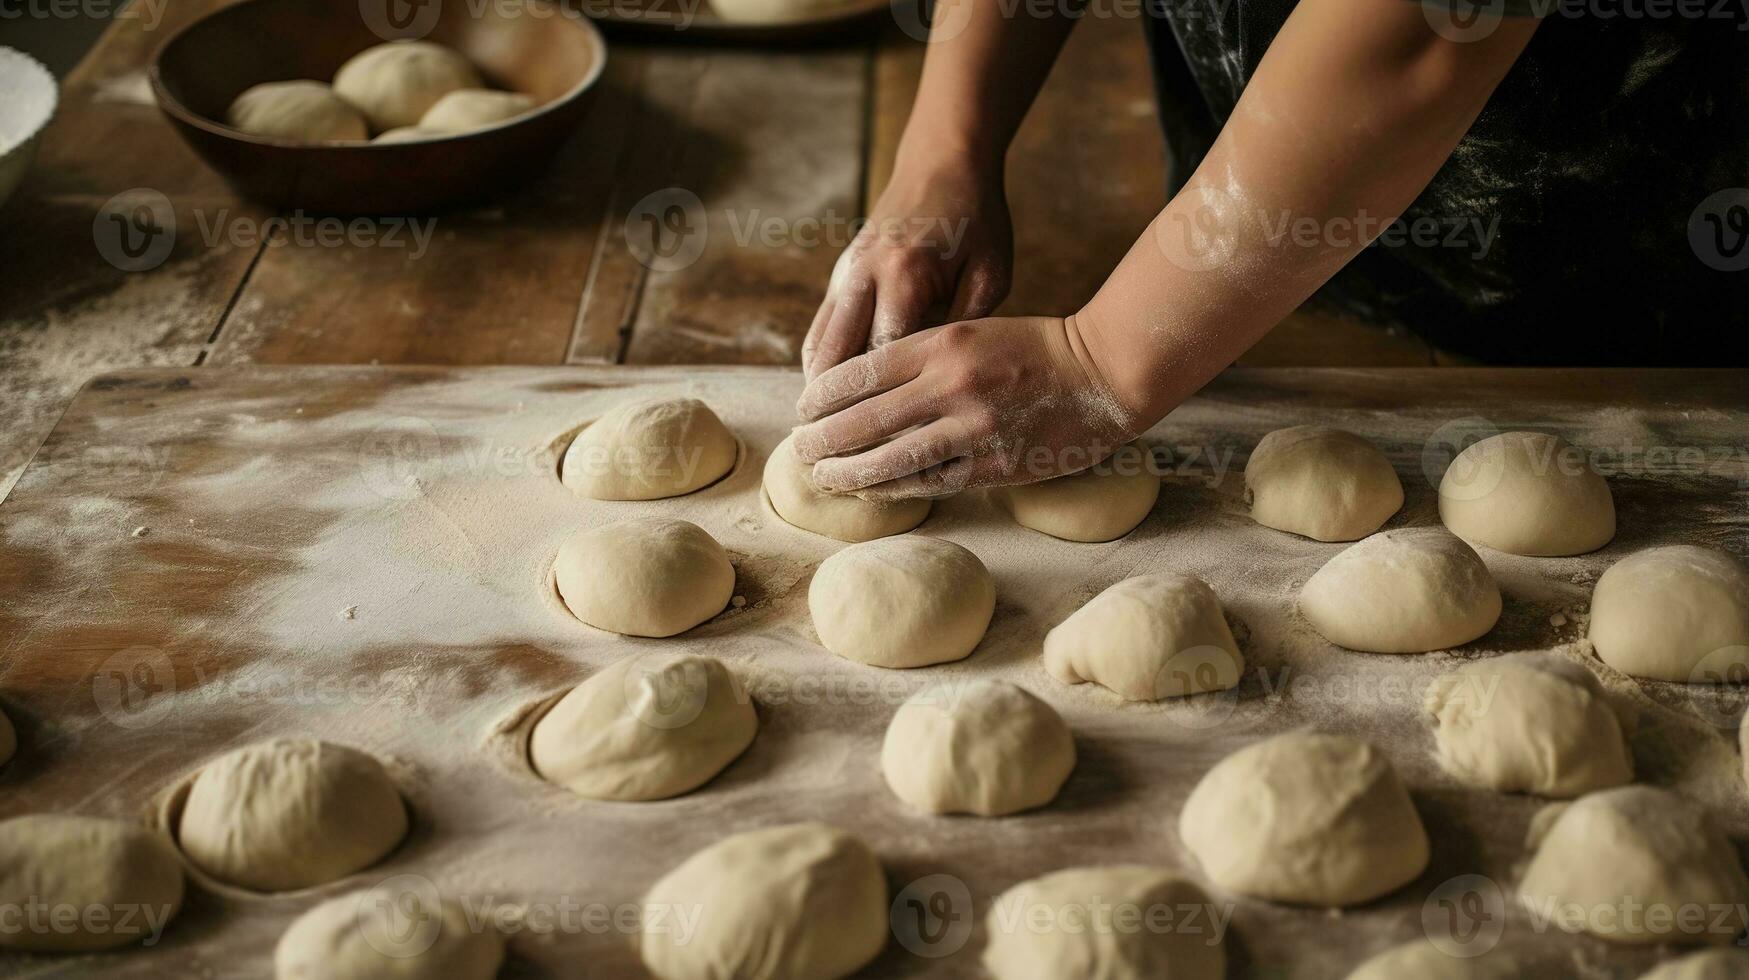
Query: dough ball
531 654 757 801
995 442 1160 542
179 739 407 892
373 126 435 144
1438 430 1615 556
808 536 994 668
226 80 368 142
1346 941 1522 979
554 518 734 637
1425 653 1632 797
881 680 1074 816
1180 732 1429 907
0 703 14 766
0 815 184 952
417 88 536 133
764 433 930 542
275 888 504 980
982 866 1225 980
639 823 886 980
1245 425 1403 542
1044 574 1244 701
561 398 738 501
1519 785 1749 945
332 40 481 131
1588 545 1749 683
1639 950 1749 980
1298 527 1501 653
709 0 858 23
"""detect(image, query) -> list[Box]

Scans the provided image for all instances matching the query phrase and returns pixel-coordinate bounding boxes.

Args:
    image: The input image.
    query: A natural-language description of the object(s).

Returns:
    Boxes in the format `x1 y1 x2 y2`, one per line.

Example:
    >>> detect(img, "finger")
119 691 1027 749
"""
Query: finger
796 335 929 422
946 254 1011 322
790 381 938 464
812 418 971 493
803 277 876 382
799 293 836 378
867 277 934 350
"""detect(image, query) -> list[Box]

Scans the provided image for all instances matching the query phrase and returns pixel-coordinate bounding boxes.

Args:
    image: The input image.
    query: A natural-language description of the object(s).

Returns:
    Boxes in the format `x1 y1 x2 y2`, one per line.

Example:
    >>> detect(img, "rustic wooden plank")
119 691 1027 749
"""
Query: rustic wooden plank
864 20 923 210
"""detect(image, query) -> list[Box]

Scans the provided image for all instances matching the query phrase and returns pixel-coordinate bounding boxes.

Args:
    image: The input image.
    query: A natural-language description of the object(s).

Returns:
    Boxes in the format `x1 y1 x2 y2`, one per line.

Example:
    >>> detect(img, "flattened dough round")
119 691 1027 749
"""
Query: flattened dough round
1044 574 1243 701
765 433 930 541
275 888 504 980
418 88 535 134
1299 527 1501 653
554 518 734 637
1639 950 1749 979
1589 545 1749 683
1438 430 1615 556
332 40 481 131
0 815 184 952
881 680 1074 816
531 654 756 801
996 442 1160 542
1180 732 1429 907
809 536 994 668
1245 425 1402 542
562 398 738 501
227 81 368 142
982 866 1225 980
1346 941 1523 979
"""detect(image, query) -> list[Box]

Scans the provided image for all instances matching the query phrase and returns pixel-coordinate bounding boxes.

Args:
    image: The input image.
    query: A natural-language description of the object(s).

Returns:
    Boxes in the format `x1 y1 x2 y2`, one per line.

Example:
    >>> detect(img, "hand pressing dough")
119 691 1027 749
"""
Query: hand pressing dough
809 536 994 668
1589 545 1749 683
1044 574 1243 701
554 518 734 637
881 680 1074 816
995 442 1159 542
1346 941 1524 979
764 433 930 541
1245 425 1402 541
226 80 368 142
418 88 536 133
1180 732 1429 907
562 398 738 501
982 866 1226 980
275 889 504 980
0 703 14 766
179 739 407 891
1438 430 1615 556
1640 950 1749 979
531 654 756 801
1299 527 1501 653
1519 786 1749 945
332 41 481 131
0 815 184 952
639 823 887 980
1425 653 1633 797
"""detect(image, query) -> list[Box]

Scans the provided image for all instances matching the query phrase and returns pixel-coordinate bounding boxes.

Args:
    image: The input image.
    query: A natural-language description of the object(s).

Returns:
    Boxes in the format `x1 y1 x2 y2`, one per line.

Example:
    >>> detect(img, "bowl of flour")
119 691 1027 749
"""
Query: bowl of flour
0 48 57 211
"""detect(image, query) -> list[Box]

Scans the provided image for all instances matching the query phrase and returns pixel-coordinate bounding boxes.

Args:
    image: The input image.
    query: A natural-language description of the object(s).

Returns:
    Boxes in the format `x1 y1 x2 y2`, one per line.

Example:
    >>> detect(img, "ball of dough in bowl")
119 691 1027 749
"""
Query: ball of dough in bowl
1424 653 1632 797
332 40 481 131
0 815 184 952
275 887 504 980
373 126 436 144
996 442 1160 542
764 433 930 541
982 866 1226 980
226 80 368 142
881 680 1074 816
1639 950 1749 979
561 398 738 501
418 88 536 134
1245 425 1402 541
178 739 407 892
554 518 734 637
1180 732 1429 907
531 654 757 801
1298 527 1501 654
1588 545 1749 683
639 823 887 980
1438 430 1615 556
710 0 861 23
808 536 994 668
1044 574 1243 701
1346 941 1523 979
1518 785 1749 945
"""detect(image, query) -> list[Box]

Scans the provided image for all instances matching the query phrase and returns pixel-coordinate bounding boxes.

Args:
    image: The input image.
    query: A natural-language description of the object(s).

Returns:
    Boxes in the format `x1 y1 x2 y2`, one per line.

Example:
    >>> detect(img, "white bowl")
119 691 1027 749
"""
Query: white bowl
0 48 58 210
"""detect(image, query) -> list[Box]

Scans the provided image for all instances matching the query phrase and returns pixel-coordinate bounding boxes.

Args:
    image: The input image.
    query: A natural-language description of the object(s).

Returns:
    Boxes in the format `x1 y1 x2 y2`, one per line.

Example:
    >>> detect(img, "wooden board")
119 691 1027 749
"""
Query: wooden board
3 365 1747 976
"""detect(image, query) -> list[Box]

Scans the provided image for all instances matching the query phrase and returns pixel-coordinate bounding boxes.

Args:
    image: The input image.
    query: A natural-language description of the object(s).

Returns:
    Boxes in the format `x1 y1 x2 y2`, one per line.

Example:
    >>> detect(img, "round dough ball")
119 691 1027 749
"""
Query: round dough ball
561 398 738 501
1425 653 1632 797
1519 785 1749 945
1588 545 1749 683
179 739 407 892
226 80 368 142
1245 425 1403 542
531 654 757 801
1180 732 1429 907
332 41 482 131
639 823 886 980
1438 430 1615 556
418 88 536 133
1346 941 1523 979
275 888 504 980
0 815 184 952
995 442 1160 542
808 536 994 668
1640 950 1749 980
1299 527 1501 654
373 126 436 144
764 433 930 542
710 0 857 23
0 703 15 767
881 680 1074 816
982 866 1225 980
554 518 734 637
1044 574 1243 701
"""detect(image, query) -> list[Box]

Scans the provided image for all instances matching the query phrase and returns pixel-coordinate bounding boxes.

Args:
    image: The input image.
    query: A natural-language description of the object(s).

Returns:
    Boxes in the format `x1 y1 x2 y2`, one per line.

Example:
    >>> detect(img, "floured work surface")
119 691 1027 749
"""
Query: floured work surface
1 366 1747 977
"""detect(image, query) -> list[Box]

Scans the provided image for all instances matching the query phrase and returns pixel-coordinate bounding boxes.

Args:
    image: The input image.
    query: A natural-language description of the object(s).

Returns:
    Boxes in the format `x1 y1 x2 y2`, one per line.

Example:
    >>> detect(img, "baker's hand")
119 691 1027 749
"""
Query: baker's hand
801 165 1011 381
792 315 1145 499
